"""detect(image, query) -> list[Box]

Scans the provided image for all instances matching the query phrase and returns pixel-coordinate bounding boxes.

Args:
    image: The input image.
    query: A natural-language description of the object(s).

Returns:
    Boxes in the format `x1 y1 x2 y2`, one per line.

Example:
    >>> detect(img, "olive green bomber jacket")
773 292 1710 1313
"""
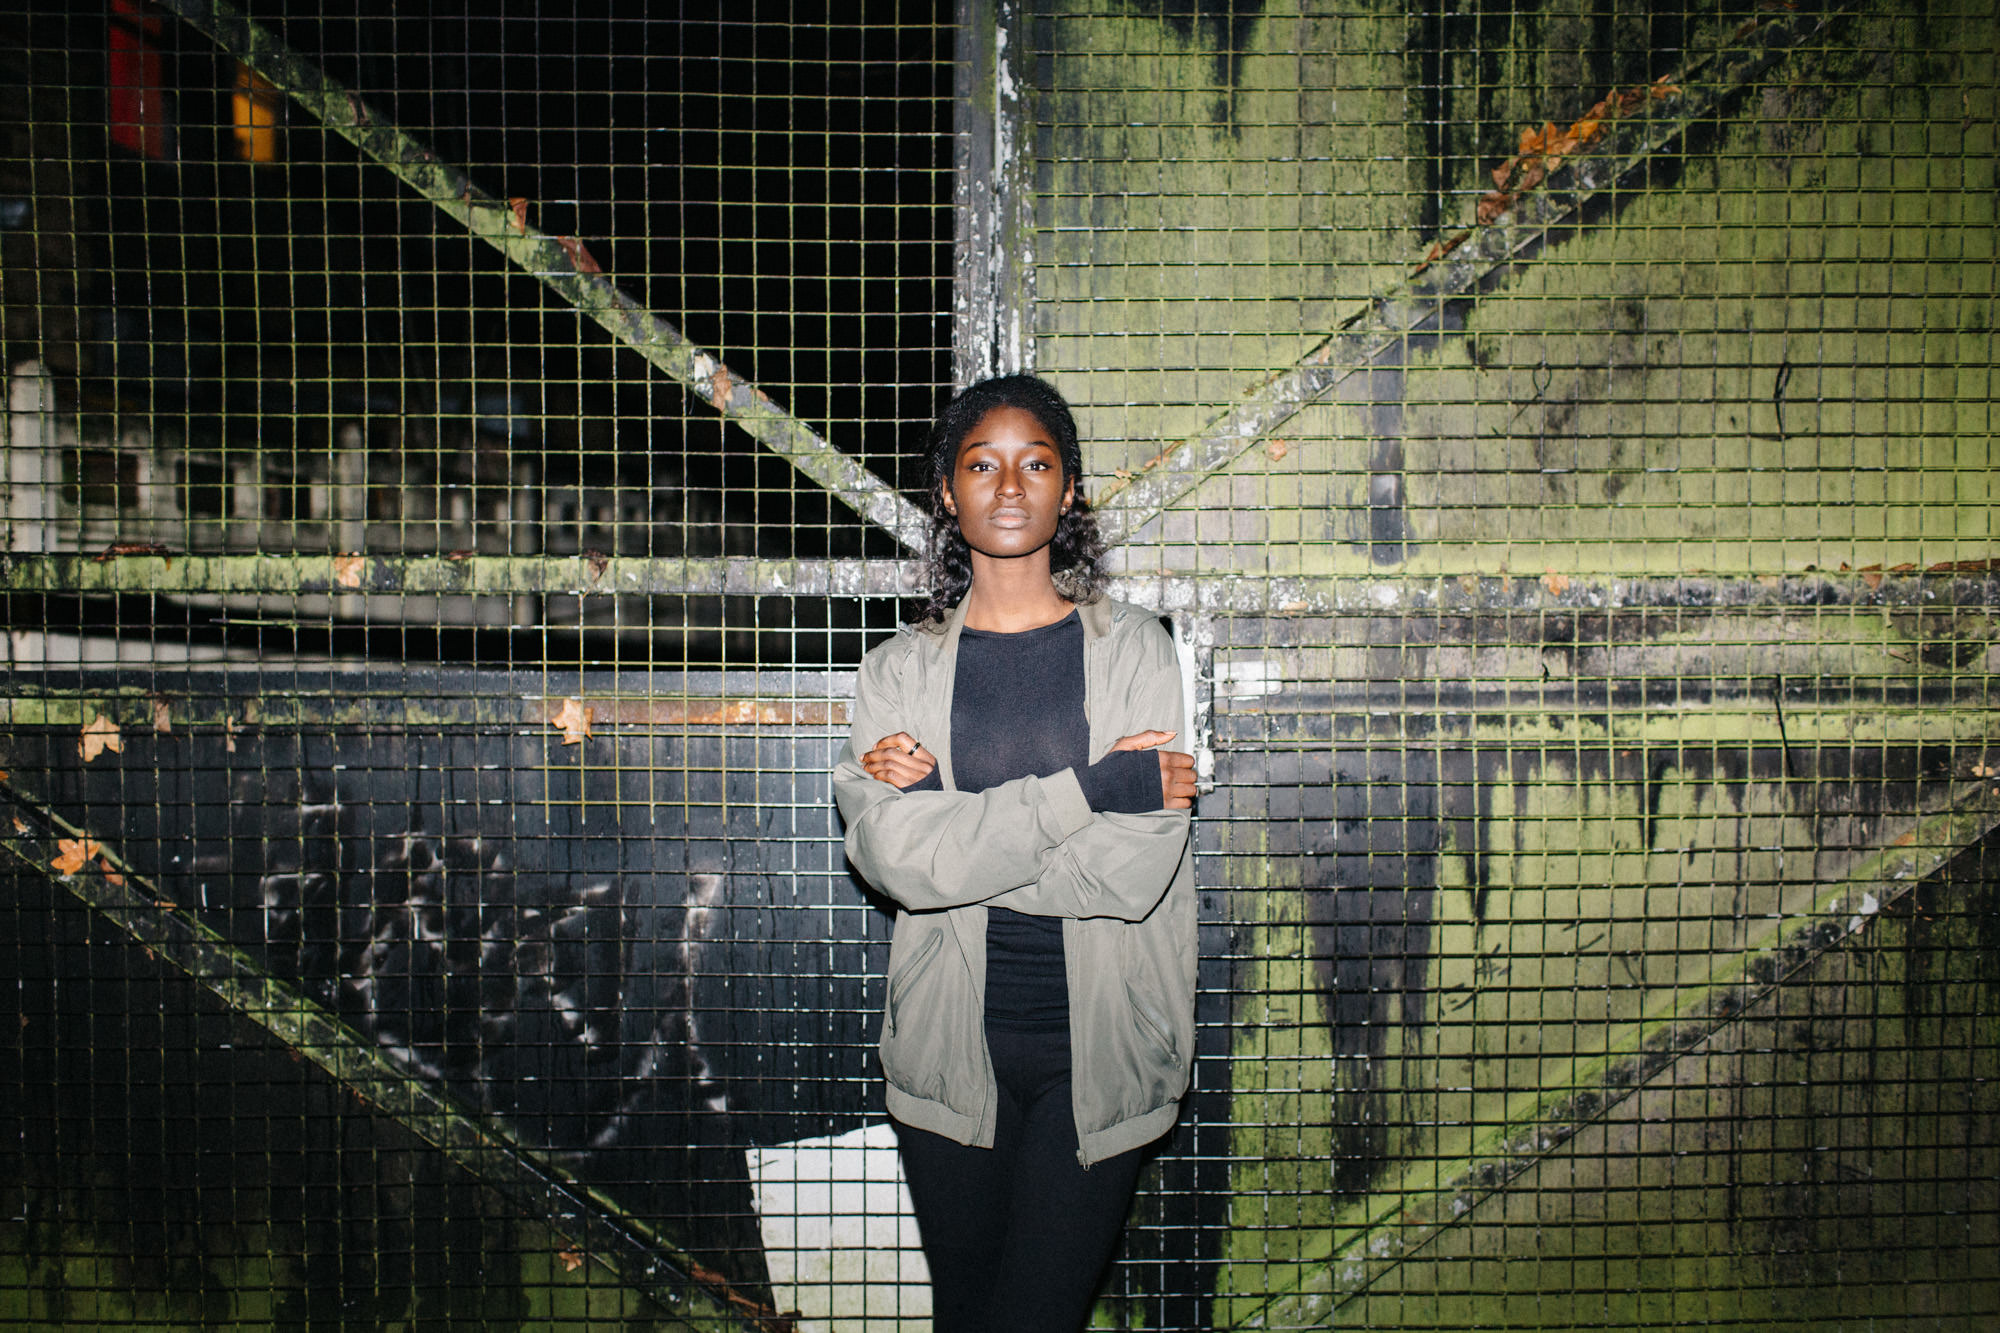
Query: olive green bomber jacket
832 596 1196 1166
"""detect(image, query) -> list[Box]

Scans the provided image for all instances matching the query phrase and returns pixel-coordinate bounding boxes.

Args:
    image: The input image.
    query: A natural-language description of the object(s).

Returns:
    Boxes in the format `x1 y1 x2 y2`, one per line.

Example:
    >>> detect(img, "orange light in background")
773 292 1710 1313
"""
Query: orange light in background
232 64 281 164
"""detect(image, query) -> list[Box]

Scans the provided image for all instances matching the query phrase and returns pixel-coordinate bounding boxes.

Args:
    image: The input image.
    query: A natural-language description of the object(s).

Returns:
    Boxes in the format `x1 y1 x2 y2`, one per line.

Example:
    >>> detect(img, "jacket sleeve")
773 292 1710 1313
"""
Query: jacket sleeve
833 618 1190 922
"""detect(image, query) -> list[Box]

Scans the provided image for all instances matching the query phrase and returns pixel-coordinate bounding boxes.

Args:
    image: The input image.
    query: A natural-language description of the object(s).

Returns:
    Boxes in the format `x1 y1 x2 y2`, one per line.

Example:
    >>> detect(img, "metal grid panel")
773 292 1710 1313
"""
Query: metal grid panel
1017 0 2000 1326
2 1 1997 1329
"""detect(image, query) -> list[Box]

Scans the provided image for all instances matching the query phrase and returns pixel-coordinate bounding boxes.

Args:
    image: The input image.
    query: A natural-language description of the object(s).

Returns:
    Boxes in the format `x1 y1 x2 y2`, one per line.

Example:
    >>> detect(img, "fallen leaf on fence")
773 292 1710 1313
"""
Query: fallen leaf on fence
80 714 123 763
509 197 529 234
223 714 239 754
98 856 125 888
556 234 602 274
551 698 595 746
333 553 365 588
152 697 172 733
1265 439 1290 462
584 550 610 582
1541 571 1571 596
557 1247 584 1273
710 364 735 407
92 542 174 567
1425 231 1469 263
52 838 101 877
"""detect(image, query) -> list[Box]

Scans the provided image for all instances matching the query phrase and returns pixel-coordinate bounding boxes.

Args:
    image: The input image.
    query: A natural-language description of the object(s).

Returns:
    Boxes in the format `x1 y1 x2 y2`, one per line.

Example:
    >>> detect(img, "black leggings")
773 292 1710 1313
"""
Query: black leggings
893 1023 1148 1333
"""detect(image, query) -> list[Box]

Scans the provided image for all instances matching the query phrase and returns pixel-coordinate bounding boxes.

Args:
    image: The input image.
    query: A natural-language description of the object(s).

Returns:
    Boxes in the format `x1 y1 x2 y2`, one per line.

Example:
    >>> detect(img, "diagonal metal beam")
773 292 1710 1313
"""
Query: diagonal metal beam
0 778 787 1333
1229 792 2000 1330
1090 6 1841 547
159 0 930 554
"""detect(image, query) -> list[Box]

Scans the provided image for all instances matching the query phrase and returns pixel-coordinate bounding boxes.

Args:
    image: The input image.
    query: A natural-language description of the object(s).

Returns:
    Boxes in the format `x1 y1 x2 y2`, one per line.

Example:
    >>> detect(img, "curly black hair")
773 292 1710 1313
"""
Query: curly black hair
916 374 1107 627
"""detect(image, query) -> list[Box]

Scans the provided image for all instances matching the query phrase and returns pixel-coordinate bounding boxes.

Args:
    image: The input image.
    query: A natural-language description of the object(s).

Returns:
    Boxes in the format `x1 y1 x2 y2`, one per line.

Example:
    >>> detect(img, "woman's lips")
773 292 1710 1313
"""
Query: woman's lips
990 508 1031 528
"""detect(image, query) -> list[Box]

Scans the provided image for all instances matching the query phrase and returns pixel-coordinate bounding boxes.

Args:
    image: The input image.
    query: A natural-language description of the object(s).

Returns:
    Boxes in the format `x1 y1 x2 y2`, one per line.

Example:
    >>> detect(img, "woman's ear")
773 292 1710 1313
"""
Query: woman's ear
939 481 957 516
1060 474 1075 515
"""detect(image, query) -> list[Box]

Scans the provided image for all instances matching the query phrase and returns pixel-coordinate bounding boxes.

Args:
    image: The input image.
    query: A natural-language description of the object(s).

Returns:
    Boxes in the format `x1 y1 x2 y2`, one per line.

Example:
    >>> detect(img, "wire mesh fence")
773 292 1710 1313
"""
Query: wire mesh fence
3 0 1997 1328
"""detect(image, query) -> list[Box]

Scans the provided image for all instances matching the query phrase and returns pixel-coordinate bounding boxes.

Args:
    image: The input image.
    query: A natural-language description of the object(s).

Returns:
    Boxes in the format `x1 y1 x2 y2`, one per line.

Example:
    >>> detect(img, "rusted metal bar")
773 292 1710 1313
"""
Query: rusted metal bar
7 550 1996 618
1088 6 1842 546
0 776 788 1333
0 551 921 598
156 0 929 553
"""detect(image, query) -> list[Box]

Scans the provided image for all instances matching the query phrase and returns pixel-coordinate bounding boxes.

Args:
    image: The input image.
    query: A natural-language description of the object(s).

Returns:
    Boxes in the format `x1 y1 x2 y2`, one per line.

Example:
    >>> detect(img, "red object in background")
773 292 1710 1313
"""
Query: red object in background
109 0 174 160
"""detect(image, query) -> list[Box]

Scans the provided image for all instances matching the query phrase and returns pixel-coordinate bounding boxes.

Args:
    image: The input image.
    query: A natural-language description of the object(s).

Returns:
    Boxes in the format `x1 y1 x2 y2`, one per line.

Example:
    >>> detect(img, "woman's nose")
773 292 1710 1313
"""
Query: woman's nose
997 469 1024 495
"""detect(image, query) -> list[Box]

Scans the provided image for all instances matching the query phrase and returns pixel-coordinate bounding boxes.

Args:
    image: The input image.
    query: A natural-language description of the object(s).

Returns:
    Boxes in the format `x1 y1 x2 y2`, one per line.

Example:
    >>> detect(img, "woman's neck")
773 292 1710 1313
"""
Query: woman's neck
961 551 1074 632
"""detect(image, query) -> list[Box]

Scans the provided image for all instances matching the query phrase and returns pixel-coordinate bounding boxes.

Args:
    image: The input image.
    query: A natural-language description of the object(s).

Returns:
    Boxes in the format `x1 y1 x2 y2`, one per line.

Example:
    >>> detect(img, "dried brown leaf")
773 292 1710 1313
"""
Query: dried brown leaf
1541 571 1571 596
710 364 735 407
556 234 602 274
509 197 529 234
80 714 123 763
1476 191 1515 225
1426 231 1469 263
52 837 101 877
551 697 595 746
1265 439 1290 462
333 553 366 589
93 542 173 565
98 856 126 888
558 1247 585 1273
152 697 172 733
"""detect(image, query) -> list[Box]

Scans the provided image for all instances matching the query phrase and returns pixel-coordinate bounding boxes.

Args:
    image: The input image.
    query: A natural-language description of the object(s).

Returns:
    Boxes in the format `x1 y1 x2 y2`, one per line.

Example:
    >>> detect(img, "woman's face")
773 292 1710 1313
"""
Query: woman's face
943 404 1074 563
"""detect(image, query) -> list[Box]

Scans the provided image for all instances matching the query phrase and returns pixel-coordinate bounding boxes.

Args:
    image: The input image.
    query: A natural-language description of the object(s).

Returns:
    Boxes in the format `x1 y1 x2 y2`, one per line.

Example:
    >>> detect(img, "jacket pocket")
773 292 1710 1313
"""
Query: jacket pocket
885 929 943 1040
881 927 955 1104
1125 979 1182 1070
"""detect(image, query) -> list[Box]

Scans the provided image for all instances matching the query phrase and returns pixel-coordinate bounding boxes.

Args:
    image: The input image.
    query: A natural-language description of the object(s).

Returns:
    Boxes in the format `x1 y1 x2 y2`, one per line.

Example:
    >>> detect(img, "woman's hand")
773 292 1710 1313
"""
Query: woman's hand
1110 730 1197 810
862 732 938 788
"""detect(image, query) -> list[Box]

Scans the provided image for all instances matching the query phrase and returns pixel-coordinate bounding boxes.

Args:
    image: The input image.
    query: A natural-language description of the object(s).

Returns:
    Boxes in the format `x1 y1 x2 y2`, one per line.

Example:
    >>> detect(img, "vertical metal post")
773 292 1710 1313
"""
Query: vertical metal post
953 0 1034 384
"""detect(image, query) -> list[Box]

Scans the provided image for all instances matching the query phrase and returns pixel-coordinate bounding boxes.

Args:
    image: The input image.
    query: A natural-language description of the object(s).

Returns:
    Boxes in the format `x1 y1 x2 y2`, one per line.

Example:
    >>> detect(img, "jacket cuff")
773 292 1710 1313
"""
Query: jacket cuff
1040 767 1095 840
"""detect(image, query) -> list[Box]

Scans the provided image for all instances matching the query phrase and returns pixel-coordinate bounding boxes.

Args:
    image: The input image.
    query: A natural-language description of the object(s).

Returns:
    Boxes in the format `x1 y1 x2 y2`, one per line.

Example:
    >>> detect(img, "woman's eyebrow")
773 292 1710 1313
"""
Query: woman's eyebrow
961 437 1057 451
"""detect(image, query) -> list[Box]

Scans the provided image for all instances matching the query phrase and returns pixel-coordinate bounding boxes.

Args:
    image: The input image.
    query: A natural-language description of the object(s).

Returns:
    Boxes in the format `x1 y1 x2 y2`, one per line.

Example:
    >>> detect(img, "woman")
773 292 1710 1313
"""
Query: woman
832 374 1198 1332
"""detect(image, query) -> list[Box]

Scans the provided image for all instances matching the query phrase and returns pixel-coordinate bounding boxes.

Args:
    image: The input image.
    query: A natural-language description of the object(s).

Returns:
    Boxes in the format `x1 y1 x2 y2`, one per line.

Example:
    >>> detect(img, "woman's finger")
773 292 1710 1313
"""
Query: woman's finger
1110 729 1176 753
1159 749 1197 808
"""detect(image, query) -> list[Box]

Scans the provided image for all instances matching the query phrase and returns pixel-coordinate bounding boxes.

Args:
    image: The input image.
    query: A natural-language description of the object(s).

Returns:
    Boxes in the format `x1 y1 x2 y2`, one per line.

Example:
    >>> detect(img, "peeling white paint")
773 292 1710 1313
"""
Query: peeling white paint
1215 657 1282 700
